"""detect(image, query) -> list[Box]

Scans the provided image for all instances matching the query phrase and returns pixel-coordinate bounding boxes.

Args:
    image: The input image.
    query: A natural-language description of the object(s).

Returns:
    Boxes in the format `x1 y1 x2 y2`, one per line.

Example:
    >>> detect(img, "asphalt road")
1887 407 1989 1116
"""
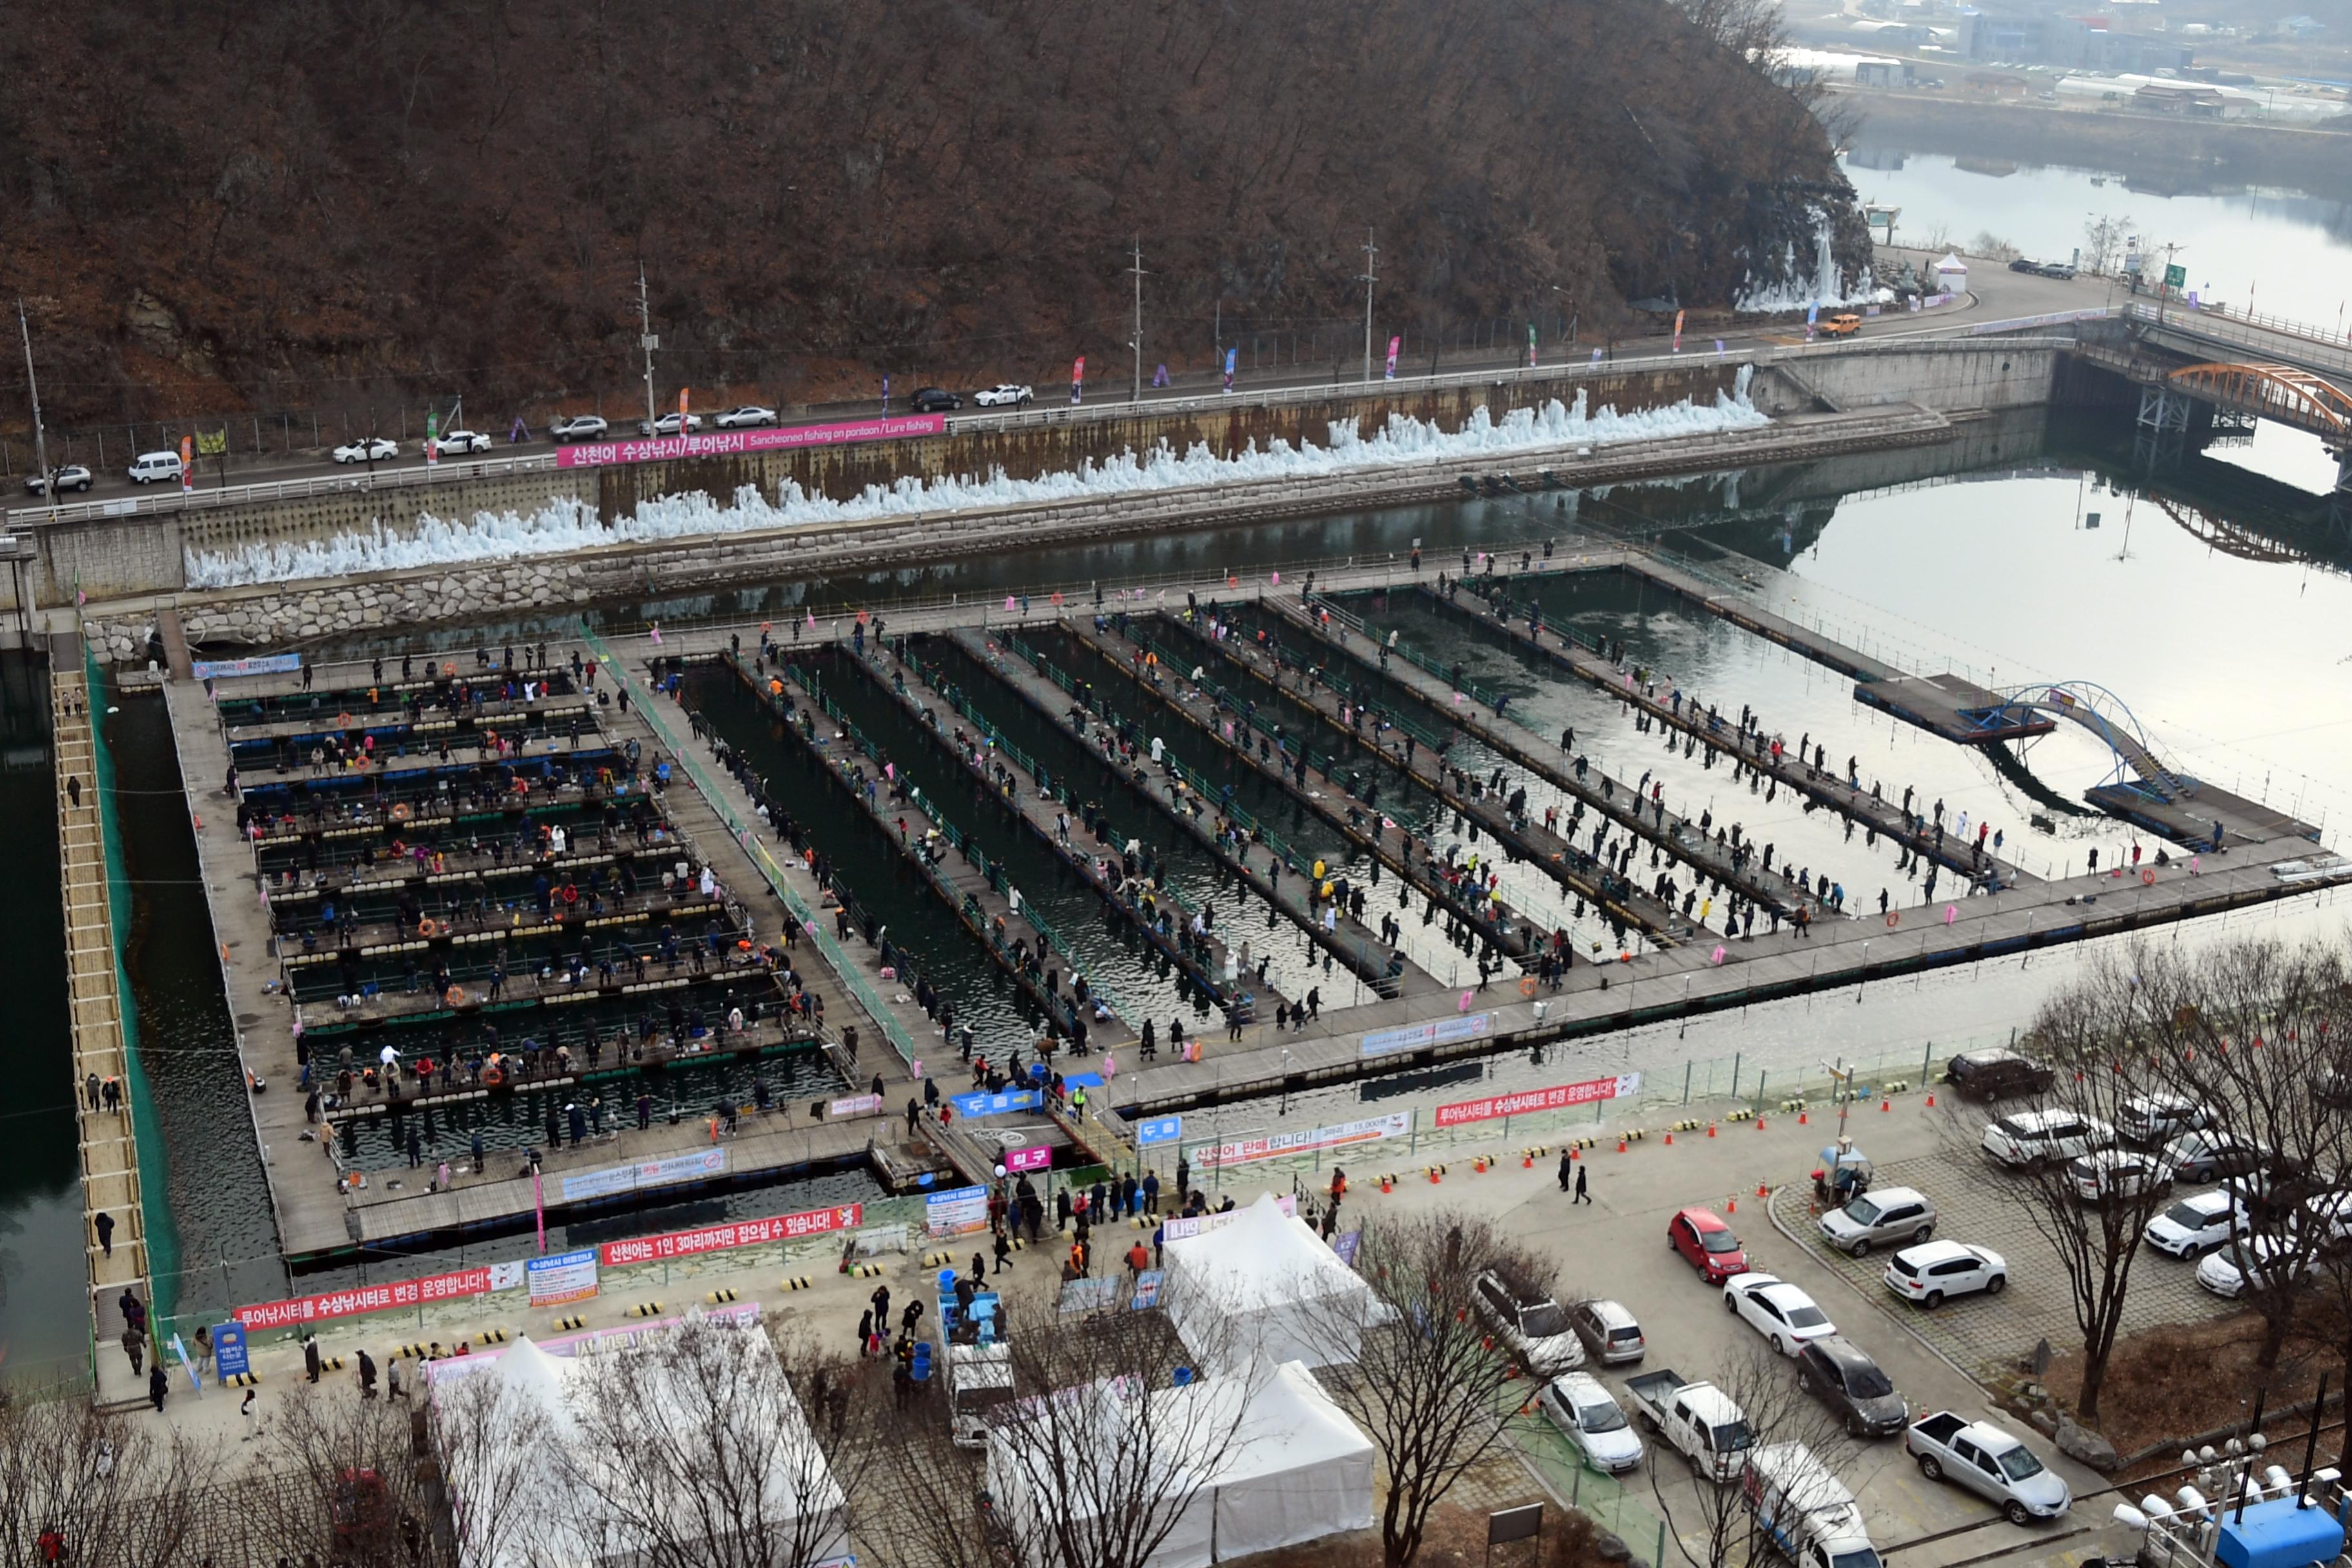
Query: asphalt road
9 258 2118 519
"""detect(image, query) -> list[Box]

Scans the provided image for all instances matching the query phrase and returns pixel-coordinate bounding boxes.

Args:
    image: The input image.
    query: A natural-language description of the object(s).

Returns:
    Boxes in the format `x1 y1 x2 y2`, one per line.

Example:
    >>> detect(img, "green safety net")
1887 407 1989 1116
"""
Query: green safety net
85 651 183 1326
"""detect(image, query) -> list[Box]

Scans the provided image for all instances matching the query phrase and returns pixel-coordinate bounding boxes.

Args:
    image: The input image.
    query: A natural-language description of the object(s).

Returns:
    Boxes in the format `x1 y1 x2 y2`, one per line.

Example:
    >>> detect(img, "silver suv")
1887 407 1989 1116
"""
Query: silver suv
547 415 609 444
1817 1185 1937 1258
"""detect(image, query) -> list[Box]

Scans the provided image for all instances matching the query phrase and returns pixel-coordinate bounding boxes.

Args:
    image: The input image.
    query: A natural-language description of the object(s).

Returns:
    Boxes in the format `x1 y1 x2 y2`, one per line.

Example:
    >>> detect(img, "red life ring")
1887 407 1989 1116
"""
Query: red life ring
482 1064 504 1087
2142 868 2156 885
1885 910 1900 928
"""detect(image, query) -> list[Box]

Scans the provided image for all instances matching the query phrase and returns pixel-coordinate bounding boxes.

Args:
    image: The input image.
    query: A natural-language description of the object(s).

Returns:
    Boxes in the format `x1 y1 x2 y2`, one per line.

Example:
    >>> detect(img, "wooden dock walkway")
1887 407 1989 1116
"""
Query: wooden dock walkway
52 637 155 1407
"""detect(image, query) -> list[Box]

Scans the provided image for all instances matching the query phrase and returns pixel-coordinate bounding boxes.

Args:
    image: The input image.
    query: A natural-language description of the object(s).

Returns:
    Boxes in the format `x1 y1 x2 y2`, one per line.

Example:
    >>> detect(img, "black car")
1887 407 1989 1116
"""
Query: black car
909 387 961 413
1796 1337 1908 1438
1944 1048 2055 1101
2008 257 2042 274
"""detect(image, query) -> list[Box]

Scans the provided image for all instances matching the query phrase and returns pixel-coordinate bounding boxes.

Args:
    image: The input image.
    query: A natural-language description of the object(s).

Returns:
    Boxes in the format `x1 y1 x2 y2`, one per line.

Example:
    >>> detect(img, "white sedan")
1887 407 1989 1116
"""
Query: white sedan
2143 1190 2245 1259
434 429 493 454
2197 1235 2313 1299
1722 1273 1836 1357
638 411 706 436
972 383 1034 407
333 437 398 464
712 405 778 429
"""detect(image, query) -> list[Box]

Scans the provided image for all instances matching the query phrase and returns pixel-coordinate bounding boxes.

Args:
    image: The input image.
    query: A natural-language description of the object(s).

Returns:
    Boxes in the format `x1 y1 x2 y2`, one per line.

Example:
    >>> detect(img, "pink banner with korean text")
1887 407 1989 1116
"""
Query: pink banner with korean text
553 413 945 470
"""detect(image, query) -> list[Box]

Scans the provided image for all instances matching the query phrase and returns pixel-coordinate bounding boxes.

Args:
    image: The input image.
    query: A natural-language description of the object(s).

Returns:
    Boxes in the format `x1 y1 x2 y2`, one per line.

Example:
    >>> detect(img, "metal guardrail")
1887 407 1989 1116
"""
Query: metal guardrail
2123 301 2352 377
7 451 564 529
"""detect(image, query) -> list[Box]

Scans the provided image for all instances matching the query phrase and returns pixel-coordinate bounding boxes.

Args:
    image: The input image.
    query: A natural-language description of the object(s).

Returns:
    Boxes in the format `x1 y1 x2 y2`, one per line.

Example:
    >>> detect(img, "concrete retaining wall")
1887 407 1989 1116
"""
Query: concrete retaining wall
1752 342 2061 416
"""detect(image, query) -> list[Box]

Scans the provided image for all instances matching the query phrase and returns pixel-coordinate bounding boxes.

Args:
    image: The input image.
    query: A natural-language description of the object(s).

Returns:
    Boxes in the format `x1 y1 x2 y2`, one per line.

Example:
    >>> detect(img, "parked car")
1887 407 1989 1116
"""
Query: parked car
1669 1207 1750 1284
1795 1337 1908 1438
908 387 961 413
2162 1129 2273 1184
2143 1190 2248 1258
2197 1235 2313 1299
127 451 183 484
433 429 493 455
1906 1412 2071 1525
332 437 399 464
1982 1109 2113 1167
1816 1185 1936 1257
1471 1269 1585 1375
1882 1240 2007 1308
972 383 1034 407
2070 1148 2173 1202
24 464 94 495
2008 257 2044 274
1625 1368 1752 1483
1723 1273 1836 1358
2037 262 2079 280
638 411 705 436
1538 1371 1643 1473
1818 313 1861 337
1943 1048 2055 1100
2289 1190 2352 1246
1745 1442 1881 1568
547 415 609 444
712 405 779 429
2118 1093 2211 1146
1567 1299 1647 1365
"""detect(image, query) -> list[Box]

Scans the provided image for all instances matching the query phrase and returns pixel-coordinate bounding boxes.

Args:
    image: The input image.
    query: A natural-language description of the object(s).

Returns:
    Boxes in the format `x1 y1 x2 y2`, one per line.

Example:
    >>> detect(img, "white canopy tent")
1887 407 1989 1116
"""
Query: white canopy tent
986 1358 1374 1568
429 1328 849 1568
1161 1194 1373 1372
1934 251 1969 290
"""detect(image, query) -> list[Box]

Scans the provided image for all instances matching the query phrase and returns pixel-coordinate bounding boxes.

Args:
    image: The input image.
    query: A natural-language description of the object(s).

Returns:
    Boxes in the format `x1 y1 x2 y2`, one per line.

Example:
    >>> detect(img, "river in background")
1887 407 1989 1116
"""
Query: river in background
1842 141 2352 326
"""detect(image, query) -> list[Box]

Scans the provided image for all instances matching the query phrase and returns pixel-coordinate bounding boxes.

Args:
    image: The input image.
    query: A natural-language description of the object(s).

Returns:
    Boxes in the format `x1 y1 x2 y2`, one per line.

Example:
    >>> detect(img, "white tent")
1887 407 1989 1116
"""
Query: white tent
1162 1194 1373 1371
1934 251 1969 289
986 1359 1374 1568
431 1327 849 1568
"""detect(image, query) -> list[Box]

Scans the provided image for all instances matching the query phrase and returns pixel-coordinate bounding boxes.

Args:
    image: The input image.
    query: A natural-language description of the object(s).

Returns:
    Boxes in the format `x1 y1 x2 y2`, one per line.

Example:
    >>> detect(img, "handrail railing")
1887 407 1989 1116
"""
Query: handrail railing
585 631 923 1072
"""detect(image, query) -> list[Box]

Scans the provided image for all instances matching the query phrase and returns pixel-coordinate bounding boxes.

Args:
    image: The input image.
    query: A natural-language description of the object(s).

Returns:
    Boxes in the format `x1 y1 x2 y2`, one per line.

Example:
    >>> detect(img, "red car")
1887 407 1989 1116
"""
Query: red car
1669 1207 1749 1283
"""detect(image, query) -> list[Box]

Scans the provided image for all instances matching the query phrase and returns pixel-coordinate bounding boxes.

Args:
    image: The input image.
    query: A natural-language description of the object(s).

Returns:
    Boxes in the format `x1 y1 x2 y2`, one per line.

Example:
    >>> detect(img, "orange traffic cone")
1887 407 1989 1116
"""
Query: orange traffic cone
1726 1197 1738 1214
1663 1131 1674 1146
1429 1168 1442 1184
1798 1110 1809 1125
1707 1122 1717 1138
1881 1099 1892 1113
1616 1137 1629 1153
1756 1181 1770 1197
1756 1115 1768 1130
1926 1092 1936 1108
1522 1154 1533 1169
1569 1146 1580 1161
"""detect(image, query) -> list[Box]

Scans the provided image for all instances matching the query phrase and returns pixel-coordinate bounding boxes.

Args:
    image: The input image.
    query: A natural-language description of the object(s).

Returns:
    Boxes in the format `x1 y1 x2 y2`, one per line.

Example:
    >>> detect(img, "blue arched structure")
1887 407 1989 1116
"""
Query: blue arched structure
1958 681 2193 801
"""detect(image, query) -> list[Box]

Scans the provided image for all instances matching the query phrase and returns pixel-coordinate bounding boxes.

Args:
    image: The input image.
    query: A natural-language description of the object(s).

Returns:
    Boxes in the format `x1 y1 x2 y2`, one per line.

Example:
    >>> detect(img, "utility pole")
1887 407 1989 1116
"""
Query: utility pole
637 267 660 435
17 299 55 521
1358 228 1379 384
1129 238 1148 404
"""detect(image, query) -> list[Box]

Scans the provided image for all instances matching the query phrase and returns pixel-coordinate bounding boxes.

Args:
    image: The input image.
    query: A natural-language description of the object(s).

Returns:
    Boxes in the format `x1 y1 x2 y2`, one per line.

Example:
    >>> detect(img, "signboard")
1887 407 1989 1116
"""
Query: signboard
925 1184 990 1238
827 1092 885 1120
2164 262 2187 289
1161 1194 1297 1241
1360 1012 1494 1059
950 1088 1043 1119
195 429 228 456
234 1264 501 1329
598 1202 863 1268
527 1249 600 1307
1434 1072 1642 1129
1059 1275 1124 1314
1135 1115 1183 1147
212 1322 249 1383
552 412 945 470
558 1146 727 1202
1331 1229 1363 1268
192 652 303 681
1132 1268 1165 1310
1195 1111 1411 1169
1003 1144 1052 1174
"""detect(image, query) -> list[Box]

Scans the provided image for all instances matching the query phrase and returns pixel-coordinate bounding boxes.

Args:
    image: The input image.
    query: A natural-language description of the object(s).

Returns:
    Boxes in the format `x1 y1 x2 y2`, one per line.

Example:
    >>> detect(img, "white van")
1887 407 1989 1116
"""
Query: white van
128 451 184 484
1745 1442 1881 1568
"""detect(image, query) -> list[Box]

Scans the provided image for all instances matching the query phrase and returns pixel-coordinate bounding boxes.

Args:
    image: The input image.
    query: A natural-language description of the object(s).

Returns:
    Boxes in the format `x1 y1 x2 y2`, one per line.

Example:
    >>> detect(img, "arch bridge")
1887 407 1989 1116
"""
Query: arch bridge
2166 362 2352 445
1956 681 2194 802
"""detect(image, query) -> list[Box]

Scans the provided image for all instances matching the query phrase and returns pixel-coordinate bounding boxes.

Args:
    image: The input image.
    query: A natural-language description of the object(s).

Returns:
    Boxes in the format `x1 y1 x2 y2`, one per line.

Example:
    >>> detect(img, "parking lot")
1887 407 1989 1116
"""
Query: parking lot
1361 1099 2167 1567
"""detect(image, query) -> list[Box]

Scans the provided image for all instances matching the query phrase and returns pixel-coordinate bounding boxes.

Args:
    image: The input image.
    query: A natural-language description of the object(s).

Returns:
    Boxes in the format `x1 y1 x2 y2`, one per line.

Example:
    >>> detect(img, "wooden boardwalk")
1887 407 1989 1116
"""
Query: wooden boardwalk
52 637 155 1407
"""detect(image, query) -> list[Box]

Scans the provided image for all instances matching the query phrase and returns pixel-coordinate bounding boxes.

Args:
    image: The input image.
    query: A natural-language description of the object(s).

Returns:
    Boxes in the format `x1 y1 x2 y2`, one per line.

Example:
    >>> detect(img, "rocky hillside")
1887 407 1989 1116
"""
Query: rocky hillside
0 1 1862 426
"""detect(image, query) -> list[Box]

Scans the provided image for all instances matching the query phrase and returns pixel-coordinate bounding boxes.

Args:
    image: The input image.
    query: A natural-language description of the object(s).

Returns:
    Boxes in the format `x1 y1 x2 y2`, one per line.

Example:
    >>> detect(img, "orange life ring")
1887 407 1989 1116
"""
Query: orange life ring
482 1064 504 1087
418 917 438 937
1885 910 1900 928
1518 975 1538 997
562 885 578 905
760 622 772 634
2142 868 2156 885
337 711 353 729
391 802 413 822
443 662 457 678
444 985 467 1006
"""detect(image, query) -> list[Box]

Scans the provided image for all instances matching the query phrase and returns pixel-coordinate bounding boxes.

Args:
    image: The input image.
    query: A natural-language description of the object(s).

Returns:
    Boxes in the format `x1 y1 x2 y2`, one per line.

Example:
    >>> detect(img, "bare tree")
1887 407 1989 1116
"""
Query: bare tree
2081 213 2137 276
424 1357 556 1568
861 1289 1253 1568
1306 1210 1543 1568
1942 950 2186 1424
243 1378 446 1567
1646 1347 1859 1568
0 1391 217 1566
560 1317 865 1568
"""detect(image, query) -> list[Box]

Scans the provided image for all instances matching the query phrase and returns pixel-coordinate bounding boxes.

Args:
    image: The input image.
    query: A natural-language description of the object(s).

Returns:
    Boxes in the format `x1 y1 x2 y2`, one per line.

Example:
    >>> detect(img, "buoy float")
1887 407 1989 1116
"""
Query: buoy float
2142 868 2157 885
418 917 438 938
1520 976 1538 997
1886 910 1900 928
392 802 412 823
481 1064 504 1087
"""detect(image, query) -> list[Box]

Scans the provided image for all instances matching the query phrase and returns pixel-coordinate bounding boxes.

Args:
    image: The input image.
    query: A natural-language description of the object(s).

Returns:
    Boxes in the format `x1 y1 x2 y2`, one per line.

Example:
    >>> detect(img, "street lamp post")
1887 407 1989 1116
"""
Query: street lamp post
1358 228 1379 384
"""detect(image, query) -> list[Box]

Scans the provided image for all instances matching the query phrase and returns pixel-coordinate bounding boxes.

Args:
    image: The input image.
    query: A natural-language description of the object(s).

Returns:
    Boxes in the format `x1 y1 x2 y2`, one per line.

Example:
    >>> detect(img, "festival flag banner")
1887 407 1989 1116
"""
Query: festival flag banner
1223 347 1237 393
1527 322 1538 368
1434 1072 1643 1129
425 410 440 467
179 435 194 491
1072 355 1086 405
1195 1112 1411 1170
1672 309 1686 354
1384 335 1400 379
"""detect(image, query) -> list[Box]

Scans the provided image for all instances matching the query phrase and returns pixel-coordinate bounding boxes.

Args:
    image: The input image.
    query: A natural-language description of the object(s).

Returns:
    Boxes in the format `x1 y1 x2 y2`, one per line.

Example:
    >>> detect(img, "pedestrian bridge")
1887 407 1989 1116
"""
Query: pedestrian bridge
1955 682 2193 802
2165 362 2352 444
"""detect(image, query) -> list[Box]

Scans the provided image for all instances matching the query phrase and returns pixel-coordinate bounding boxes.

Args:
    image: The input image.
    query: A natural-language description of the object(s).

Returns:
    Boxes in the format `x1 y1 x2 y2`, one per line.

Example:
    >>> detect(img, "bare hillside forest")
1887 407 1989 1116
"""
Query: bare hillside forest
0 0 1863 427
